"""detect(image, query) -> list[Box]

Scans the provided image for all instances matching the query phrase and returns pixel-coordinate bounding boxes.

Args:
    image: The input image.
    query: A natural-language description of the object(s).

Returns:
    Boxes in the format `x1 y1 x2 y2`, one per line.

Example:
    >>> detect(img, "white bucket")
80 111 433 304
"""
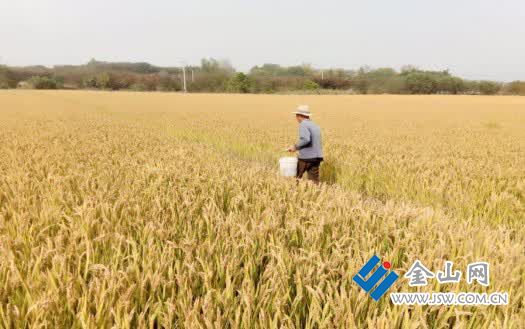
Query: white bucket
279 157 298 177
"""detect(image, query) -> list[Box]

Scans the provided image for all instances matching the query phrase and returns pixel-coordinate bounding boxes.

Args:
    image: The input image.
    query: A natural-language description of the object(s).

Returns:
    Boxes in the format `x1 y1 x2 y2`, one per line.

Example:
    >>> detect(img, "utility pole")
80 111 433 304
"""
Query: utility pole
182 66 187 93
180 60 188 93
191 69 194 83
321 70 324 80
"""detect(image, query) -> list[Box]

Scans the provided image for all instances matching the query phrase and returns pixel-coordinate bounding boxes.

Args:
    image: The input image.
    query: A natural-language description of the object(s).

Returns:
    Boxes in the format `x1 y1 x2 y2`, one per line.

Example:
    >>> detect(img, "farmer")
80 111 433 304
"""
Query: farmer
287 105 323 184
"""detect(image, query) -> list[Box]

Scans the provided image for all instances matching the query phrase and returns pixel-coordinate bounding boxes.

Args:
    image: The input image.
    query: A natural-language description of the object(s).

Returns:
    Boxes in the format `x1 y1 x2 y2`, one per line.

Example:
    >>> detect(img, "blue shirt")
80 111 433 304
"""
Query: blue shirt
295 119 323 159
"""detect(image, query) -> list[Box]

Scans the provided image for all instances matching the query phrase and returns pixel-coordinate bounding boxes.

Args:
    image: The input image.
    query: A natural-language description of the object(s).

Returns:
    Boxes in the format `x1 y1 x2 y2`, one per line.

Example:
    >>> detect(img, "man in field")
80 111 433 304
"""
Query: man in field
288 105 323 184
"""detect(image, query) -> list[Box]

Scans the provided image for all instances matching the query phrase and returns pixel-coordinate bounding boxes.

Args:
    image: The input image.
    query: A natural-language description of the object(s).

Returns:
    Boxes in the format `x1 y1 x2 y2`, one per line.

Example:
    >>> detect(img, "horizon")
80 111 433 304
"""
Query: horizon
1 0 524 82
1 58 520 83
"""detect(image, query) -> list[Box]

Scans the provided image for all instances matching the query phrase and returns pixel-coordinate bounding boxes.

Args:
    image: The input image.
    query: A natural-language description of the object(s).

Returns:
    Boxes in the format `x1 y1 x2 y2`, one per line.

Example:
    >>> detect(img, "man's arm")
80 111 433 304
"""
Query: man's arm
295 125 311 150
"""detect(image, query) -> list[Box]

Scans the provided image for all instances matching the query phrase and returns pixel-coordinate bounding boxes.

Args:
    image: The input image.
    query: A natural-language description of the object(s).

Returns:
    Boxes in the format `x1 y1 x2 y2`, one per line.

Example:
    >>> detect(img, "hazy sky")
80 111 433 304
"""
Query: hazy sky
1 0 524 81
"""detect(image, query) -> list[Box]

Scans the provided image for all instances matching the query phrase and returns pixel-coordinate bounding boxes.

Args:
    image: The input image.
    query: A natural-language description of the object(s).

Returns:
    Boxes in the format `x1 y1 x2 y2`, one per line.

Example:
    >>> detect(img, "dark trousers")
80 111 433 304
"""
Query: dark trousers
297 159 321 184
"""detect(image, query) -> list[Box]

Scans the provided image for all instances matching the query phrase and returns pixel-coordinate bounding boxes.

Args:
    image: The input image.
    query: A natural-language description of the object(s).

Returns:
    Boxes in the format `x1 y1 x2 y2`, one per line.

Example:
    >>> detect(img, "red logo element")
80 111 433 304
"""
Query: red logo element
383 261 391 269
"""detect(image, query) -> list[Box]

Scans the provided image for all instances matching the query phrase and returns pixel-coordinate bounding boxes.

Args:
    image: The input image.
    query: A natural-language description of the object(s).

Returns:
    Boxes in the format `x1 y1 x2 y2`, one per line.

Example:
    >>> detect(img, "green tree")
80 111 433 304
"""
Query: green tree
0 65 17 88
353 67 370 94
227 73 253 93
249 64 284 77
29 76 58 89
286 64 313 77
405 72 438 94
438 76 465 94
96 72 111 89
478 81 501 95
504 81 525 95
366 68 399 94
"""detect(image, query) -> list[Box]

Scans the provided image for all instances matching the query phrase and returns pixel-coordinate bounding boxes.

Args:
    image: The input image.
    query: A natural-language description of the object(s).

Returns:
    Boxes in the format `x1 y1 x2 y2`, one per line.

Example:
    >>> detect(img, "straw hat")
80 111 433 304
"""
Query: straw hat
292 105 312 117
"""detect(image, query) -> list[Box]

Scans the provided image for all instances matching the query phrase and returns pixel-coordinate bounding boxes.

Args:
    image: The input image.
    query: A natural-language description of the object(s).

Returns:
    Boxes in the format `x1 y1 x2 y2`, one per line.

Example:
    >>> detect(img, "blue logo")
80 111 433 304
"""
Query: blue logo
353 255 399 301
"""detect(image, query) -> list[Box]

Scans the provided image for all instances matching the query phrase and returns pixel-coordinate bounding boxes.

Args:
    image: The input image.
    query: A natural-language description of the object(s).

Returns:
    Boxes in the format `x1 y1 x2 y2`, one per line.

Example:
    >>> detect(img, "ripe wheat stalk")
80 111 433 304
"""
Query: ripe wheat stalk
0 91 523 328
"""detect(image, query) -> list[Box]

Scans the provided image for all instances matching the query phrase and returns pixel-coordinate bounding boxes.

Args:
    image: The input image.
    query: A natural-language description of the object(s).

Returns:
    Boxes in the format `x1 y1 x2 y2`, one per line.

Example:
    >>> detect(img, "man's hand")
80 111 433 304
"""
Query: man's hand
287 145 297 152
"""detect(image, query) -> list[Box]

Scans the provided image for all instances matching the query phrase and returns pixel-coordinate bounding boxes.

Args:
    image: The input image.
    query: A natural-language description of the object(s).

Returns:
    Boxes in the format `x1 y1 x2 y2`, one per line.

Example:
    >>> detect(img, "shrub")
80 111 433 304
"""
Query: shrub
302 80 320 91
82 76 98 89
504 81 525 95
314 77 352 90
29 76 59 89
130 83 147 91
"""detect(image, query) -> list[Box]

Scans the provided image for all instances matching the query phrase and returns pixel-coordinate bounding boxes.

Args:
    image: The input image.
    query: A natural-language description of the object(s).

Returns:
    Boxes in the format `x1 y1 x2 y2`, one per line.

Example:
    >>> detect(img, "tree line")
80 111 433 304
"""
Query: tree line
1 59 524 95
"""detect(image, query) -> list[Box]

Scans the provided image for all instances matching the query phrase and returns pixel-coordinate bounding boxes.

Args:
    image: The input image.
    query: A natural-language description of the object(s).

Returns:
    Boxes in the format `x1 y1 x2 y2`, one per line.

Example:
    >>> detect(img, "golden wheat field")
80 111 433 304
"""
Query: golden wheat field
0 90 524 328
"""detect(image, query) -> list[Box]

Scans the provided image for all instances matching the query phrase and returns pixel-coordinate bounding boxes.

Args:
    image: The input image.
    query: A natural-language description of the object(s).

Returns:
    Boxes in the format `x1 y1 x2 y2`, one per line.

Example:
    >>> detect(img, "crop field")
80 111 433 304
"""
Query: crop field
0 91 524 328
